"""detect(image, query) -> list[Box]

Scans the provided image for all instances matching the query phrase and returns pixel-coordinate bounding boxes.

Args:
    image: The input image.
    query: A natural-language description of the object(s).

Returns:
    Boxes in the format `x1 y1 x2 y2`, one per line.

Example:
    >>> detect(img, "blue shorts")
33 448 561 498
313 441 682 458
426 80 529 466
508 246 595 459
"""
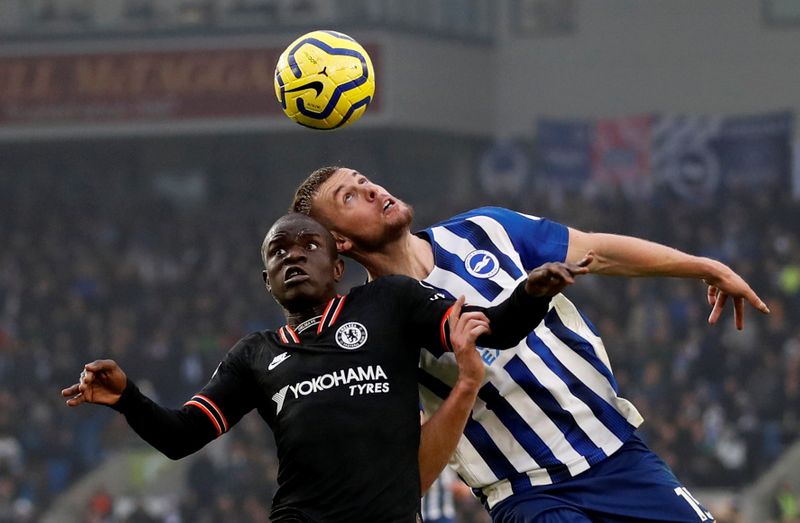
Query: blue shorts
489 434 714 523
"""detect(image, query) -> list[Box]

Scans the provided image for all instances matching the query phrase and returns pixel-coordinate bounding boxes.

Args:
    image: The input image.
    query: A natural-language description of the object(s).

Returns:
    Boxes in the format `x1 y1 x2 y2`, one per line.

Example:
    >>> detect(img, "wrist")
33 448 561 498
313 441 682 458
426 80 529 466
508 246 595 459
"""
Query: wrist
109 380 136 412
698 256 725 279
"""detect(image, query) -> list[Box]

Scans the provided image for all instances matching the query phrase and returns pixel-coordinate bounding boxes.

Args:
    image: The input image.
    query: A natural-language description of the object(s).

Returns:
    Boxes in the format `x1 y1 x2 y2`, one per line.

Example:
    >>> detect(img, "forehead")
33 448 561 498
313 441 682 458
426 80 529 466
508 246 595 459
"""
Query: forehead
267 216 327 242
317 168 362 200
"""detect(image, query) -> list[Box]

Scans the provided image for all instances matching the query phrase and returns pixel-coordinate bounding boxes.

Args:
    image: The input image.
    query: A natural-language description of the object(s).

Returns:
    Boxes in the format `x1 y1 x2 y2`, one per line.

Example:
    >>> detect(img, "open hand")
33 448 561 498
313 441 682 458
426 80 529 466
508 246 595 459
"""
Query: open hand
704 261 770 330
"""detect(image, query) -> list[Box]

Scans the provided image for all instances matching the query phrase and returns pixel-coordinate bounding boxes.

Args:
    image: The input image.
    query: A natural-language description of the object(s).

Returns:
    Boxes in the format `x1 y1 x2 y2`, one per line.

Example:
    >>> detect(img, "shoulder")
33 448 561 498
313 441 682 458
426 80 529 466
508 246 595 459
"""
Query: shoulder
357 274 419 294
426 207 546 229
226 331 272 362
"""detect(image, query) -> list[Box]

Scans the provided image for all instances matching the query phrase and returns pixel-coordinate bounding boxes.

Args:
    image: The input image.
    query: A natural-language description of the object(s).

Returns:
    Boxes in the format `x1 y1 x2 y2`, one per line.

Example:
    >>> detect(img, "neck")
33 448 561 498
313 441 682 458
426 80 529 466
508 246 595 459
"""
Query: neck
284 299 333 328
351 232 434 281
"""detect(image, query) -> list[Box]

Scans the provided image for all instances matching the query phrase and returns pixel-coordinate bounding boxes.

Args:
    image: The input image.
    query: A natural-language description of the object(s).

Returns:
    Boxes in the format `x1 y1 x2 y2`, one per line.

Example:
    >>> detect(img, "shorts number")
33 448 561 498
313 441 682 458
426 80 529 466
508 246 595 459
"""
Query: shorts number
674 487 714 521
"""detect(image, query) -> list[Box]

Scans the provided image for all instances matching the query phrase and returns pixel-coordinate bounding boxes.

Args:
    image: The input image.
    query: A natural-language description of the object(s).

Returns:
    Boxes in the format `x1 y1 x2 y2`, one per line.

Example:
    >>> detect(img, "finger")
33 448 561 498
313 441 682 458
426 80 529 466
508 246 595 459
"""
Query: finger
85 360 116 373
745 290 770 314
734 296 744 330
707 286 717 307
576 252 594 268
61 384 80 397
459 317 489 335
81 371 95 386
567 264 590 276
448 296 465 327
468 324 490 338
66 393 86 407
552 265 574 281
541 266 571 285
458 311 489 324
557 267 577 284
708 291 728 324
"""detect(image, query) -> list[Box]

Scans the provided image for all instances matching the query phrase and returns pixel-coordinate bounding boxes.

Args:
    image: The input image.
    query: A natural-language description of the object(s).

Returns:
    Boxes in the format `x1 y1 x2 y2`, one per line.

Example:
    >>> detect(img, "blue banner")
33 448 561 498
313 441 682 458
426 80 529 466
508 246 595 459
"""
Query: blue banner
715 111 794 192
535 119 592 188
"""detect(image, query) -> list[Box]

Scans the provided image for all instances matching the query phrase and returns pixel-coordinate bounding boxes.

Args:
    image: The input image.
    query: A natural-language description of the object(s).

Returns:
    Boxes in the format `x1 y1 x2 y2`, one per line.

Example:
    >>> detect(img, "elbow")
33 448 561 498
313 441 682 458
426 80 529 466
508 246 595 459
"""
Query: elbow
164 450 187 461
161 445 193 461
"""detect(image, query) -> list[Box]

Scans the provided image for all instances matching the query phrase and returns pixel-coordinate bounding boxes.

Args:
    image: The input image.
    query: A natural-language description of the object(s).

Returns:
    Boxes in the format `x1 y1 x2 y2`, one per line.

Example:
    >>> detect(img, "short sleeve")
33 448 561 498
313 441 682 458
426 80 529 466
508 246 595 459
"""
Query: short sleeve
469 207 569 270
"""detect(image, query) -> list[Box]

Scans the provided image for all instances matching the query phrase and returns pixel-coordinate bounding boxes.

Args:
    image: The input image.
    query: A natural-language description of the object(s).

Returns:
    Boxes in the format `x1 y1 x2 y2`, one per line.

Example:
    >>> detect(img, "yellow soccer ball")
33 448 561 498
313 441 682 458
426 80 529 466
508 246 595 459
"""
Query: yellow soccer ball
274 30 375 130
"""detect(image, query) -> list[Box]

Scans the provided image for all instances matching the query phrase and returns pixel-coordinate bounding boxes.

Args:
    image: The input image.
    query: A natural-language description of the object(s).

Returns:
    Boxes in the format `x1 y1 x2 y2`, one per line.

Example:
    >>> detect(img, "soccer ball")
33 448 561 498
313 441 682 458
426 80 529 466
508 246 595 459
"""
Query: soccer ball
274 30 375 130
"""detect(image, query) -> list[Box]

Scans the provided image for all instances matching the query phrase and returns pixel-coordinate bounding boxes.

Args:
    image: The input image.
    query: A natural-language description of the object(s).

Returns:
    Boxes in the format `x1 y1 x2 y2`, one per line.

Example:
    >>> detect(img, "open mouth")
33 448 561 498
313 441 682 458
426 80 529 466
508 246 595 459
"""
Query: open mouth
383 199 395 214
284 266 308 284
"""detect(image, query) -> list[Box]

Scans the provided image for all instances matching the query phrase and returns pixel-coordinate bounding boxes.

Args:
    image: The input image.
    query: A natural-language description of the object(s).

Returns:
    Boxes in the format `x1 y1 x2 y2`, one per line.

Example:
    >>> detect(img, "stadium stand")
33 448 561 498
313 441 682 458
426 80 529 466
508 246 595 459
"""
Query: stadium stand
1 133 798 522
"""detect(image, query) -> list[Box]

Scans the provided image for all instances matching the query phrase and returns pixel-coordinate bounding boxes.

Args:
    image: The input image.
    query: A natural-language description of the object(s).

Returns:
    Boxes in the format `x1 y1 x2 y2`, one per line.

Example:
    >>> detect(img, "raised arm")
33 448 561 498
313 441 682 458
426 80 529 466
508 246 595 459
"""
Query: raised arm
419 297 487 494
417 258 591 493
566 228 769 329
476 255 592 348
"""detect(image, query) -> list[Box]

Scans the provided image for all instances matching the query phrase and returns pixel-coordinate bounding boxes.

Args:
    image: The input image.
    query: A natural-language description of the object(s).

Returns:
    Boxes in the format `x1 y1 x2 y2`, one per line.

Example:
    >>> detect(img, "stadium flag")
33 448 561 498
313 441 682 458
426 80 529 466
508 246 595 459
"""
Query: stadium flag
714 110 794 193
590 114 653 199
651 114 724 201
535 118 592 189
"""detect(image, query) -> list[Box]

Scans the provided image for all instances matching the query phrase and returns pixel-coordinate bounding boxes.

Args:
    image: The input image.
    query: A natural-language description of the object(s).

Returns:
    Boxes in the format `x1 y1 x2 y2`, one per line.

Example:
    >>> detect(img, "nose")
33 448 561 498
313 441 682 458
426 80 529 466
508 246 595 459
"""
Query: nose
285 245 307 262
362 183 377 202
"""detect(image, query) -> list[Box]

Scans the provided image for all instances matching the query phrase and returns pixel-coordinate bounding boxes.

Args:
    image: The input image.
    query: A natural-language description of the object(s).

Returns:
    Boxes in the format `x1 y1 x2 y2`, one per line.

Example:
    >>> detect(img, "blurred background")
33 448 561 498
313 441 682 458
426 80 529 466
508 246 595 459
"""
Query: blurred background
1 0 799 522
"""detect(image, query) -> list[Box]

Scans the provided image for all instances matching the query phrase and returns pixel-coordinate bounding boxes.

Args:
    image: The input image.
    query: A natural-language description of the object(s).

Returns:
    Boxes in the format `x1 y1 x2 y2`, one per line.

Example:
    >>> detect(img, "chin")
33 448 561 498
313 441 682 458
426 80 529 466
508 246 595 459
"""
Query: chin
279 287 318 309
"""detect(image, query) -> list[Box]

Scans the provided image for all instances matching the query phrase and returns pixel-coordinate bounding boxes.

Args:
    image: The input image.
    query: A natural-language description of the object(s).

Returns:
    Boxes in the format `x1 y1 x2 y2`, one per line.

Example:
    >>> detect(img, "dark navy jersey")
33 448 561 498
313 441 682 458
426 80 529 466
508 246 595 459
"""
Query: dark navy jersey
112 274 548 523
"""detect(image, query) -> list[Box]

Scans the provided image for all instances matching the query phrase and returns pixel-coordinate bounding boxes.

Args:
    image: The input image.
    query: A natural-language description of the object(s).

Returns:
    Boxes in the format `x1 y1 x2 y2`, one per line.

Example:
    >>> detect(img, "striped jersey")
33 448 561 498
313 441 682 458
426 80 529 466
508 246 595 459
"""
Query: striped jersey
416 207 644 508
421 467 457 522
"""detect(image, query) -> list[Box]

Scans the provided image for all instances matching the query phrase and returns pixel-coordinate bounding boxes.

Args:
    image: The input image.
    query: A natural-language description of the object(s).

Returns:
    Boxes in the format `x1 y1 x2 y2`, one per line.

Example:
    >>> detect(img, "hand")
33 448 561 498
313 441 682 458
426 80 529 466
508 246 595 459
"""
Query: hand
61 360 127 407
525 253 593 298
447 296 488 389
704 260 770 330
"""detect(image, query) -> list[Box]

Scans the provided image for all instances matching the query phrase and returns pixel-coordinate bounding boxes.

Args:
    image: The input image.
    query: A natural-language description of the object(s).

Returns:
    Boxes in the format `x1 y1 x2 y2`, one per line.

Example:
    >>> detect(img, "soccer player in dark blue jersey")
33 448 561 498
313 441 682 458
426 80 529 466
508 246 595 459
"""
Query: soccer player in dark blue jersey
62 213 588 523
291 166 770 523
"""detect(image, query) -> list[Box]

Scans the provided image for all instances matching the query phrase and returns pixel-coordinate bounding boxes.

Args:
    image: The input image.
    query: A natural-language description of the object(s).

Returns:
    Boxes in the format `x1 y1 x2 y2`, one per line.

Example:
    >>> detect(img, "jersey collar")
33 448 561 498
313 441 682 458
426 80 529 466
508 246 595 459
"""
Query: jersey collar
279 295 347 344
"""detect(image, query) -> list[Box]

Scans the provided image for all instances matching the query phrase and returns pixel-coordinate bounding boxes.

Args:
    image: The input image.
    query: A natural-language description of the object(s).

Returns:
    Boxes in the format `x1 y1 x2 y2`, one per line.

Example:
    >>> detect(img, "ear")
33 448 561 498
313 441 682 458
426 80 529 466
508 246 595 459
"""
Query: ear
262 270 271 291
332 258 345 283
332 231 353 254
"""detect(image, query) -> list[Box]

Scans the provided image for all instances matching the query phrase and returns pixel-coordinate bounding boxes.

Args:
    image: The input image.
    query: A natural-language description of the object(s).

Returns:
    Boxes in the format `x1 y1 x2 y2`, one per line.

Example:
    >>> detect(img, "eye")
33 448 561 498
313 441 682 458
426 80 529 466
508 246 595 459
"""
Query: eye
343 193 353 203
306 242 319 251
271 248 287 258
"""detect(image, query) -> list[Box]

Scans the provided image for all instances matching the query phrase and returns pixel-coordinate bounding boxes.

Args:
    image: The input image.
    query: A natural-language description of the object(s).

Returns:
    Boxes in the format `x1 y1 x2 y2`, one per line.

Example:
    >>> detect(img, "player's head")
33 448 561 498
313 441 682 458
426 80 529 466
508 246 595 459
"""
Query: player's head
290 166 414 258
262 213 344 312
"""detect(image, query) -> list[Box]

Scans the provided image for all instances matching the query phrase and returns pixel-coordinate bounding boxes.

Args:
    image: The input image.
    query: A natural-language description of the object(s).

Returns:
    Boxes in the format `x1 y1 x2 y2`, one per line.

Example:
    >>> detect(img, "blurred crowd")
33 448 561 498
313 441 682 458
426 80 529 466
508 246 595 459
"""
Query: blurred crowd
0 148 798 522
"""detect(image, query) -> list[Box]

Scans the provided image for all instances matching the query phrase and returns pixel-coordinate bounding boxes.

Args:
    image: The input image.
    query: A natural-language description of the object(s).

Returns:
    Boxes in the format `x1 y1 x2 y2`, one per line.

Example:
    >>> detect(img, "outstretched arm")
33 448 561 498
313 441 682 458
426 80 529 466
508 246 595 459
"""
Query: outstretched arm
566 228 769 329
419 297 487 494
476 255 592 348
62 360 221 460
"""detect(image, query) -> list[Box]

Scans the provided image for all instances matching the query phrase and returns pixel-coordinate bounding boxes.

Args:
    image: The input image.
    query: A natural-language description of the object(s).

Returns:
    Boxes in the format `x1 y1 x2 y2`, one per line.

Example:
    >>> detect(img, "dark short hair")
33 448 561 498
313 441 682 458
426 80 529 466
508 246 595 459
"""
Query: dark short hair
261 212 338 267
290 166 341 216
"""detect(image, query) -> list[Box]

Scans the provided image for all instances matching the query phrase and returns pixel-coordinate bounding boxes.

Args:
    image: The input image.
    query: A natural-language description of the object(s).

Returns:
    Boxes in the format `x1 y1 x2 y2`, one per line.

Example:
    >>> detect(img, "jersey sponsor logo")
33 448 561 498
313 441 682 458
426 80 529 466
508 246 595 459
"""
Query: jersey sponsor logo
465 250 500 279
272 365 389 414
335 322 368 350
268 352 291 370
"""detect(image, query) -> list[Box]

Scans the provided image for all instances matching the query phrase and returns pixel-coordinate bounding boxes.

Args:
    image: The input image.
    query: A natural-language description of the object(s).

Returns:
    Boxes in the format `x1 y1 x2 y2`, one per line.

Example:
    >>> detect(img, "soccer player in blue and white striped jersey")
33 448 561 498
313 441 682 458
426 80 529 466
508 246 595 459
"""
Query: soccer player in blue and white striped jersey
292 166 770 523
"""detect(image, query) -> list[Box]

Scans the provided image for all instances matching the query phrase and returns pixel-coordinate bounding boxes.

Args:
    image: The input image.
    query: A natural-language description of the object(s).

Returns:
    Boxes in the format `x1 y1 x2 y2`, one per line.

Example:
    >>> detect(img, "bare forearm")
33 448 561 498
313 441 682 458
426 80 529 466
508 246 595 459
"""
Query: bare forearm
418 379 480 494
568 230 720 279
